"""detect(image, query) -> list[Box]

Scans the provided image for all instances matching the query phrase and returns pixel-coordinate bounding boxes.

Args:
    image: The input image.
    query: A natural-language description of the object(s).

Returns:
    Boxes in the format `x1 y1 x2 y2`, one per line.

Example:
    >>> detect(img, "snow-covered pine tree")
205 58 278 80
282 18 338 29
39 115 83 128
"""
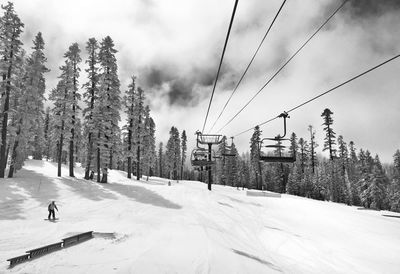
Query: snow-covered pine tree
389 150 400 212
123 76 136 179
348 141 360 205
288 132 298 160
166 126 181 180
321 108 337 160
180 130 187 180
63 43 81 177
7 49 25 178
216 136 227 185
298 138 309 174
82 38 100 180
308 125 318 174
43 107 51 160
0 2 24 177
250 126 262 190
49 63 74 177
142 105 156 180
132 86 145 180
8 33 49 177
158 142 164 178
287 161 302 195
226 142 239 187
97 36 121 183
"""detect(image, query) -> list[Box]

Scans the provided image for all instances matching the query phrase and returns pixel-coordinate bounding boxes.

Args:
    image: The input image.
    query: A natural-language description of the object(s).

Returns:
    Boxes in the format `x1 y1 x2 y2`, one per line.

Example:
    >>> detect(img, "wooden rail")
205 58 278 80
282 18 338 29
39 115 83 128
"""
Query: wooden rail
7 254 30 267
6 231 93 267
62 231 93 247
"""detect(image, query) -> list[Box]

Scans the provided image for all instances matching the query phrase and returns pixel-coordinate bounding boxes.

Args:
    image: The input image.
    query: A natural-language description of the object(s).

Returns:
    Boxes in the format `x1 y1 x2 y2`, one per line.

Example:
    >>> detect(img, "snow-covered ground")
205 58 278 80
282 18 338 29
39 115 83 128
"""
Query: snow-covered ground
1 160 400 274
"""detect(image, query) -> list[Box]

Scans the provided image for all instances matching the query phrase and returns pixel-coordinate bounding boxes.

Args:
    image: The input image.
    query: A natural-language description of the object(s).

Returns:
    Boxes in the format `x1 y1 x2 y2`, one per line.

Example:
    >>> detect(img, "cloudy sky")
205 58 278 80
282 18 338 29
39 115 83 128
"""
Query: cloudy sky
12 0 400 163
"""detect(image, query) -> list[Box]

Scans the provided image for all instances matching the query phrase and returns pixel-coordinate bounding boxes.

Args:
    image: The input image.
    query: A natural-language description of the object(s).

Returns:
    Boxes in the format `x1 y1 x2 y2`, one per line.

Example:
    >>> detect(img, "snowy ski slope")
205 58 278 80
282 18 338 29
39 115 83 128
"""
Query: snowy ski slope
1 160 400 274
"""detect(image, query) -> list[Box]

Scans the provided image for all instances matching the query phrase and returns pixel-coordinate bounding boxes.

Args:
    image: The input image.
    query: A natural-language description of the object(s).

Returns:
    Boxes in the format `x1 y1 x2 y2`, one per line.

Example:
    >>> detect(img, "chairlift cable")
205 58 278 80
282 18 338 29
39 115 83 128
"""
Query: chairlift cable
216 0 349 134
202 0 239 133
234 52 400 137
208 0 287 132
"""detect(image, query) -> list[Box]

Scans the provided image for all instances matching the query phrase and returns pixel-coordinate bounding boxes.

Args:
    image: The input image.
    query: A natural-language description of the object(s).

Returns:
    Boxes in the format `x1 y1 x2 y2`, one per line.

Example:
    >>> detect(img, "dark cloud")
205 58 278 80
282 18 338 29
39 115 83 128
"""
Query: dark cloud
140 63 228 107
345 0 400 17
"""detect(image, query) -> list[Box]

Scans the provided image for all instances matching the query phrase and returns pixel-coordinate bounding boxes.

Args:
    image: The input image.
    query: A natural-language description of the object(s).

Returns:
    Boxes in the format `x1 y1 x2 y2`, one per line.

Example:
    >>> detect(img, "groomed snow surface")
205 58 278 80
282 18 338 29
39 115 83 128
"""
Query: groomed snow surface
1 160 400 274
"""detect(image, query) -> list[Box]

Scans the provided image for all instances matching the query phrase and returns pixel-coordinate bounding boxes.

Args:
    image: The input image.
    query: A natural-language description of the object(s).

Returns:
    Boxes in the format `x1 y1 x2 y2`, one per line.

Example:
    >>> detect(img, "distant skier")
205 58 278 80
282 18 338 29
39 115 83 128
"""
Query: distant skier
47 201 58 220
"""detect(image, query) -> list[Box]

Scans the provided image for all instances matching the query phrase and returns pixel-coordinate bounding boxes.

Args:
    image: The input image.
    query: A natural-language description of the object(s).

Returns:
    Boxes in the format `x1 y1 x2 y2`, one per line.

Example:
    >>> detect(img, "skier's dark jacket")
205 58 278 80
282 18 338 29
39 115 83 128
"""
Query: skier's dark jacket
48 203 58 211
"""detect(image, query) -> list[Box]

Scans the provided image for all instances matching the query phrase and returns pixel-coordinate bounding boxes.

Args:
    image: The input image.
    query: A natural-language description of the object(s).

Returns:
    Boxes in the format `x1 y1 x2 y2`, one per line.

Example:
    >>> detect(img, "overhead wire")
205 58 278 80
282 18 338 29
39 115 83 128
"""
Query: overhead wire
233 52 400 137
216 0 349 134
208 0 287 133
202 0 239 133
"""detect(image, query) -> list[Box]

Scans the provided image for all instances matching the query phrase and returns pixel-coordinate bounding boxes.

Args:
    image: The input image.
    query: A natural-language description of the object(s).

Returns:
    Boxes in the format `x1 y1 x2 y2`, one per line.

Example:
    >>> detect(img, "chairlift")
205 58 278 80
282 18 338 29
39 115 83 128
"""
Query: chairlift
190 148 217 167
259 112 296 163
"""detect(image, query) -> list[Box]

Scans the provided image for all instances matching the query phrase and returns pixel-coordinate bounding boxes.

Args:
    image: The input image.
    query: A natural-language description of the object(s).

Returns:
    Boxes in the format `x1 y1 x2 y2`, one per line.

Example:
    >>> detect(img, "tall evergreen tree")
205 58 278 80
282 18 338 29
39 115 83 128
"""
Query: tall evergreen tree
389 150 400 212
180 130 187 180
8 33 49 177
97 36 121 183
64 43 81 177
142 105 156 179
123 76 136 179
321 108 336 160
166 126 181 180
308 125 318 174
158 142 164 178
250 126 263 190
0 2 24 177
83 38 99 180
49 63 74 177
133 86 145 180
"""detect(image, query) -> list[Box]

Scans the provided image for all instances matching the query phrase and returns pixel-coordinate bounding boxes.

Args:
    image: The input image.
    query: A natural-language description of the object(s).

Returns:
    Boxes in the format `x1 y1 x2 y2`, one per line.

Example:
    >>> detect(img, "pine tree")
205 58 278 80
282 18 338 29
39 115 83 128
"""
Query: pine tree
8 33 49 177
321 108 336 160
389 150 400 212
0 2 24 177
97 36 121 183
7 49 26 177
226 142 239 187
123 76 136 179
180 130 187 180
49 63 74 177
82 38 100 180
158 142 164 178
287 161 302 195
132 86 145 180
166 126 181 180
43 107 51 160
216 136 227 185
250 126 263 190
288 132 298 160
63 43 81 177
308 125 318 174
298 138 309 174
142 105 156 180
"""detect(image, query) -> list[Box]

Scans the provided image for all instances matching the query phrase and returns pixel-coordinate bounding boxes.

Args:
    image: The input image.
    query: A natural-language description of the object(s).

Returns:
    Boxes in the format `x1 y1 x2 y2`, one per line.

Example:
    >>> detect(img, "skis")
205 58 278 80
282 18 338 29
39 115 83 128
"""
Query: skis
44 218 59 222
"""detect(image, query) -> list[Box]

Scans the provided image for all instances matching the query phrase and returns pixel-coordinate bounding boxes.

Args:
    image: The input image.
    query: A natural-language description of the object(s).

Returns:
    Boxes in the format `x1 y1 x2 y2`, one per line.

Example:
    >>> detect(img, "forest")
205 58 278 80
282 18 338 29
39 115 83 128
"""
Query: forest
0 2 399 213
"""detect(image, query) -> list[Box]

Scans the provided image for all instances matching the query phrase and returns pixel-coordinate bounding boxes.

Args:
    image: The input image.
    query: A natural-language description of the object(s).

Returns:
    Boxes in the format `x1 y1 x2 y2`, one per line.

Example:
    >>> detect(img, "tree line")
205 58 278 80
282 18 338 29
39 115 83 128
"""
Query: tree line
0 2 190 183
194 108 400 213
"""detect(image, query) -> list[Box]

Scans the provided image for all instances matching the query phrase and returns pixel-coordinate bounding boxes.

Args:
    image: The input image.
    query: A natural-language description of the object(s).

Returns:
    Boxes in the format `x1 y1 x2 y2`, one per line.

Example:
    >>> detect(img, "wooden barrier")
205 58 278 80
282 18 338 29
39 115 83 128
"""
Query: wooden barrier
7 254 30 267
26 242 63 258
62 231 93 247
7 231 94 267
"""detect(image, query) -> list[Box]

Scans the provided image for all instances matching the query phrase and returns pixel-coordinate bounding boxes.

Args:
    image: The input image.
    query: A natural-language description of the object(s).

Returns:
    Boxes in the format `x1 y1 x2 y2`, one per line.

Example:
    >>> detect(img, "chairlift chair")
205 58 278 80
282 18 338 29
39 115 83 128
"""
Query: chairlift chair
258 112 296 163
191 148 217 167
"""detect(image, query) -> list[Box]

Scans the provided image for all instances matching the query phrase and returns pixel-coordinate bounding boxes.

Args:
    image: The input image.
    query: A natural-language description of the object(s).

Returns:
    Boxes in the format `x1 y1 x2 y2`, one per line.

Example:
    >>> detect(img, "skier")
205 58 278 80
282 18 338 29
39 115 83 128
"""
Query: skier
47 201 58 220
